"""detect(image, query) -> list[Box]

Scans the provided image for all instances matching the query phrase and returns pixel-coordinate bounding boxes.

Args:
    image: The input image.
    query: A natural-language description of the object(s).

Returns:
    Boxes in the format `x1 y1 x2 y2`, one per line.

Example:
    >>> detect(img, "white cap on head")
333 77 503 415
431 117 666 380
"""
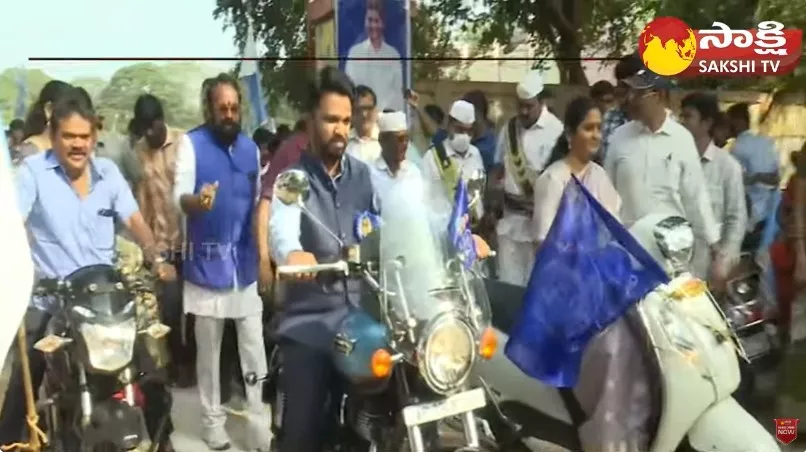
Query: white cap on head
377 111 408 133
516 71 544 100
449 100 475 125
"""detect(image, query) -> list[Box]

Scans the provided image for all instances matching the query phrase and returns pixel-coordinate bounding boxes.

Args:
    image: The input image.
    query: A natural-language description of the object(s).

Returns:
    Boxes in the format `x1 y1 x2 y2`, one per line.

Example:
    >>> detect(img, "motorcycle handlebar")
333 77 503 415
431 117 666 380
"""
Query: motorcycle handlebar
276 260 350 276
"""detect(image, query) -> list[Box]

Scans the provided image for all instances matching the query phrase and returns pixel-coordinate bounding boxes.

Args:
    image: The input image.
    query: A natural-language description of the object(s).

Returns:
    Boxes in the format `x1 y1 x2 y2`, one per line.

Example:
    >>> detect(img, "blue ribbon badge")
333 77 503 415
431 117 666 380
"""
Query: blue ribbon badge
353 211 382 242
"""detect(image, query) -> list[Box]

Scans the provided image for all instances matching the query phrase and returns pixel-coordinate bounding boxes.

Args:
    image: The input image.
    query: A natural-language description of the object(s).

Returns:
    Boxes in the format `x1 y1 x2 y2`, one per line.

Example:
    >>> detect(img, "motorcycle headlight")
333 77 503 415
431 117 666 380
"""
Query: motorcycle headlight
418 314 475 394
653 216 694 275
80 318 137 372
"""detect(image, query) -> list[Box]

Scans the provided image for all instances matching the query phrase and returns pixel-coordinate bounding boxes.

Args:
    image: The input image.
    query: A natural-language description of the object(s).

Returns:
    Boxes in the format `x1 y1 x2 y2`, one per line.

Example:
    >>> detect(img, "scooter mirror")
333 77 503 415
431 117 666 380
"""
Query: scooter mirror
274 169 310 207
652 216 694 275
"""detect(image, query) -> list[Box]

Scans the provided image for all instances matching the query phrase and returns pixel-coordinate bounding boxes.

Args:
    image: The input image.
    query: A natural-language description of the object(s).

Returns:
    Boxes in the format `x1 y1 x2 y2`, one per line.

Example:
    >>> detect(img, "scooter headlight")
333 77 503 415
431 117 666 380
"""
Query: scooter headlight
653 216 694 276
418 314 475 394
80 318 137 372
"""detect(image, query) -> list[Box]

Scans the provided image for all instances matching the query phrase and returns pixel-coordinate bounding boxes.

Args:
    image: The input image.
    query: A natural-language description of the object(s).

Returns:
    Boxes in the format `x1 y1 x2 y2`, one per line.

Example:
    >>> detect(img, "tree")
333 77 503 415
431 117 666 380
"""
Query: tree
70 77 107 101
430 0 658 85
96 63 201 132
0 68 53 122
213 0 473 111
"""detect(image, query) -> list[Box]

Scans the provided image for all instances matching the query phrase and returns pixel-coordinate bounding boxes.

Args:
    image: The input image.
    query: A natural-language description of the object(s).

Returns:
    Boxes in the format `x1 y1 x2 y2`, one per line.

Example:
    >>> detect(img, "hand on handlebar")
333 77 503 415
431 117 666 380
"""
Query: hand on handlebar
153 262 177 282
282 251 319 281
472 234 493 260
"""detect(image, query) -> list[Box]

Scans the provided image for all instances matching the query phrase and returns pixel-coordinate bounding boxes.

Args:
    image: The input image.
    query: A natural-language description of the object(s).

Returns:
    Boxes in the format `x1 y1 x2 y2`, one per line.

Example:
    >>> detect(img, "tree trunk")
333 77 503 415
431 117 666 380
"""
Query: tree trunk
556 39 589 85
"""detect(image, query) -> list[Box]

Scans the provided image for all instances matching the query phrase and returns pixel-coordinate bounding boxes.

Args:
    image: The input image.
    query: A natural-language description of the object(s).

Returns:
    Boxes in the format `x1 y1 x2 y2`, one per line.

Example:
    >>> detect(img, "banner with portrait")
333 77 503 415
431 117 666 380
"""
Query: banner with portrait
337 0 411 112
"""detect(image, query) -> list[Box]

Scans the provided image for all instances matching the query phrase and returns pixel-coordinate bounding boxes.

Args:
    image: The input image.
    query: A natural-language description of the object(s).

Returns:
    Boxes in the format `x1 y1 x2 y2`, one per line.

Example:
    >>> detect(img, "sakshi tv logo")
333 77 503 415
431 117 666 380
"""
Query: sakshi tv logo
638 17 803 77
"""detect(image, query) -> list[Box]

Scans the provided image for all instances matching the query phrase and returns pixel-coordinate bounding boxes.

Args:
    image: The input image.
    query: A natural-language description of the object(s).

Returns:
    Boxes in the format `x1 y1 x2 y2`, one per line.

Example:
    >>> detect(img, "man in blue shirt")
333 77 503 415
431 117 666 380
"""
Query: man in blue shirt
0 89 177 448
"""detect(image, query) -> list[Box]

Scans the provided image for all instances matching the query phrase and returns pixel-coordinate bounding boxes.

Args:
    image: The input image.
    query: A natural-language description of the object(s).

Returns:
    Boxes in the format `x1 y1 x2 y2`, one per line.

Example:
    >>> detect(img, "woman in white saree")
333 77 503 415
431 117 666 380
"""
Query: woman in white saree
532 97 653 452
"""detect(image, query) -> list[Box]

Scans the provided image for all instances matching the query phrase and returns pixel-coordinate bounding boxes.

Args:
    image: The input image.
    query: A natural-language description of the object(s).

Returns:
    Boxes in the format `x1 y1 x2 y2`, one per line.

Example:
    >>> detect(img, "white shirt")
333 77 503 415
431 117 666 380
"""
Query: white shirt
344 39 404 111
0 127 34 368
494 108 564 242
173 133 263 319
421 139 485 214
369 156 424 206
346 129 382 164
604 114 720 245
700 141 747 266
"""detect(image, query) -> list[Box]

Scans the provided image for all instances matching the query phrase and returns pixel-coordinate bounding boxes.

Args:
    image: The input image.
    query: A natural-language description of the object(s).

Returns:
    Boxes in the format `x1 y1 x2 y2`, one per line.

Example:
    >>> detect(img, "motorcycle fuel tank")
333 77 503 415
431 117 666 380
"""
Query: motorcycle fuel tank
332 309 391 384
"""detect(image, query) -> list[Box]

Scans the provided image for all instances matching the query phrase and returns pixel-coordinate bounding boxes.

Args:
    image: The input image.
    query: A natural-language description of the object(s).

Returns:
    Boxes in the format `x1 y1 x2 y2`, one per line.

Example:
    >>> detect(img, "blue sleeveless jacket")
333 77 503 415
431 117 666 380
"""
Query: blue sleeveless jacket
183 126 259 290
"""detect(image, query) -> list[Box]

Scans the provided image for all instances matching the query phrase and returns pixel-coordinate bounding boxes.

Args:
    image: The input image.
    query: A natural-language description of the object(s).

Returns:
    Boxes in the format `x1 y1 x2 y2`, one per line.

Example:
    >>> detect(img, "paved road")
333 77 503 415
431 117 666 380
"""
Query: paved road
2 360 805 451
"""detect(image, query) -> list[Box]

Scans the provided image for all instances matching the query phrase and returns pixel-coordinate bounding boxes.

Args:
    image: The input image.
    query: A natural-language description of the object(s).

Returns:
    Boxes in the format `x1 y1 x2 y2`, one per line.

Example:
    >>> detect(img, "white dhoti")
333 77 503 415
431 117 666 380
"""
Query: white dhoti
185 281 271 450
496 234 536 286
496 211 537 287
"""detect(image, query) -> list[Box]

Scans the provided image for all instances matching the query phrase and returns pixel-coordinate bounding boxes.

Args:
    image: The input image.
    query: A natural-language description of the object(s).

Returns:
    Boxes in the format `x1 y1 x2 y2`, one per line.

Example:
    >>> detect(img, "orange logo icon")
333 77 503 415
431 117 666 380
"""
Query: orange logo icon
639 17 698 76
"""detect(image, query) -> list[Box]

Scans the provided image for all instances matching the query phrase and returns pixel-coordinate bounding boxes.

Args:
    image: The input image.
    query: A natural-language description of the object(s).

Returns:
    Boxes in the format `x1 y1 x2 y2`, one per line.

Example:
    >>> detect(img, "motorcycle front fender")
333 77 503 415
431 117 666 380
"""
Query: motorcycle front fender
687 397 780 452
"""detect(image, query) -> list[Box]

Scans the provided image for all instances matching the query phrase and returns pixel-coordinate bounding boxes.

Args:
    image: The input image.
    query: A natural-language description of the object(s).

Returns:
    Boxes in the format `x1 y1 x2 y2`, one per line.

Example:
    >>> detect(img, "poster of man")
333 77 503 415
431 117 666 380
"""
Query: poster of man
339 0 409 111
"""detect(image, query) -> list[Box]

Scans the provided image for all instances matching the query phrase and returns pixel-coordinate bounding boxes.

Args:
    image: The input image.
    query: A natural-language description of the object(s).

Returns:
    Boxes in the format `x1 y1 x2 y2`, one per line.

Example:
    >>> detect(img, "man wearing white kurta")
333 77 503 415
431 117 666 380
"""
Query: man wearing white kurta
370 111 424 203
493 71 563 286
421 100 486 215
344 0 404 111
173 75 270 451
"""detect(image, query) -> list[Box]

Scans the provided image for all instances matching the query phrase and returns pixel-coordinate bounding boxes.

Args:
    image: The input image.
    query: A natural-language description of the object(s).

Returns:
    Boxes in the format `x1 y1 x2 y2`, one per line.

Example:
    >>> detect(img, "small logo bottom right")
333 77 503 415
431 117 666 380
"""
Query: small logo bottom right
775 418 799 445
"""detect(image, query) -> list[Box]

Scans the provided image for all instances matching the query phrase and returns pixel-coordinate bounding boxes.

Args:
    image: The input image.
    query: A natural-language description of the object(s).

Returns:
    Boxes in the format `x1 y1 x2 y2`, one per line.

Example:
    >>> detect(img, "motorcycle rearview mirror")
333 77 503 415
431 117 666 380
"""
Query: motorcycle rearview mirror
272 169 345 247
273 169 310 207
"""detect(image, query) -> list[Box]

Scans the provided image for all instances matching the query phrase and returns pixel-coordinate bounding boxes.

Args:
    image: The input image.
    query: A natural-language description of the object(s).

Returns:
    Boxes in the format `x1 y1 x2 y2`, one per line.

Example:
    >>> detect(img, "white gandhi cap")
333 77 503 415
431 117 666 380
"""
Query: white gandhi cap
449 100 475 125
377 111 408 132
516 71 545 100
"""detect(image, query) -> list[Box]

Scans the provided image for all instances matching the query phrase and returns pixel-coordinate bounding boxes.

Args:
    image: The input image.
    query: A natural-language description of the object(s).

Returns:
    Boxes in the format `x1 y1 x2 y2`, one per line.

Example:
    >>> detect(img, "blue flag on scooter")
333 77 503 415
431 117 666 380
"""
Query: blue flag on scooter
505 177 668 388
447 179 476 269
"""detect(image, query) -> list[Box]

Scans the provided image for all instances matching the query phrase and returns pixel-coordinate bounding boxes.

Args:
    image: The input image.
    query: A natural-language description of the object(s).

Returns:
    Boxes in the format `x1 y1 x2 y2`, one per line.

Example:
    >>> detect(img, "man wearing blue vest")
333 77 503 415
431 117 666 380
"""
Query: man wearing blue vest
172 73 270 451
269 67 376 452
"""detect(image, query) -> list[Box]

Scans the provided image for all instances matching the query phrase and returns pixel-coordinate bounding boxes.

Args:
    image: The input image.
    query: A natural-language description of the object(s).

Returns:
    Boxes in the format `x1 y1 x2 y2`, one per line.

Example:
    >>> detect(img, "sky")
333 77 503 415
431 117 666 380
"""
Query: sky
0 0 240 81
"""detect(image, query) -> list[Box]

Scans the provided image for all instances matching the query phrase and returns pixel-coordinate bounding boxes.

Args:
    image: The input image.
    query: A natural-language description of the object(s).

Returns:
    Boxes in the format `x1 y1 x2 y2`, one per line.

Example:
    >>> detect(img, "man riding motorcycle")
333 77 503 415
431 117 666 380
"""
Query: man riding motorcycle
0 88 178 450
269 67 492 452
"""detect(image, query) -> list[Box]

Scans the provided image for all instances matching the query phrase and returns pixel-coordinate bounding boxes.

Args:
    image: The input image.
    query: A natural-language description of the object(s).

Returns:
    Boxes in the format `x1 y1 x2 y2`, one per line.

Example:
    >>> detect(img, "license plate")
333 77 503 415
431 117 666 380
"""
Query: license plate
741 333 771 360
401 388 486 427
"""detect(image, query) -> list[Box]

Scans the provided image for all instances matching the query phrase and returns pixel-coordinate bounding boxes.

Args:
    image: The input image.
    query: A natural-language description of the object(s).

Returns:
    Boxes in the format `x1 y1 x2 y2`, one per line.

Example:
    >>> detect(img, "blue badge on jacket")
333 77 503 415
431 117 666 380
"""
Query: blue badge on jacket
354 211 382 242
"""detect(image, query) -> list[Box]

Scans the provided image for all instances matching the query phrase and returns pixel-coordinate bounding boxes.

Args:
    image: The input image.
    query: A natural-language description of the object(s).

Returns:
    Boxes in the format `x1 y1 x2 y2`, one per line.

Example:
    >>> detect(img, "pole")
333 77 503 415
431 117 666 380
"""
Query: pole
0 322 42 452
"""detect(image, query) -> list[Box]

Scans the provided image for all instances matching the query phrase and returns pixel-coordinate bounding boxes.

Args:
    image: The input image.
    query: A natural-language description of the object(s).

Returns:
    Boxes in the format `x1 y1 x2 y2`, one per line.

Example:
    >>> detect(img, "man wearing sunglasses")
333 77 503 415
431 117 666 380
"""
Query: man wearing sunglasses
604 68 722 286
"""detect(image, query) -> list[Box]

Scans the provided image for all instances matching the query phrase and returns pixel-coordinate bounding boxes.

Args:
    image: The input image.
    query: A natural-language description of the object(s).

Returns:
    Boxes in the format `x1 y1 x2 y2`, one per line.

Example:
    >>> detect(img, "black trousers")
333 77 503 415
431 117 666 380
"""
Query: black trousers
277 339 344 452
0 309 173 445
157 256 196 376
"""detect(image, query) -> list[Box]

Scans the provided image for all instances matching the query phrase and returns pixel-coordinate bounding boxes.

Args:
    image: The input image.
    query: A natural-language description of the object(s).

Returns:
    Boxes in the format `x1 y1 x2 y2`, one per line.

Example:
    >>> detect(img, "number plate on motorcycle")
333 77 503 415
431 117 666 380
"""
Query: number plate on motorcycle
402 388 486 427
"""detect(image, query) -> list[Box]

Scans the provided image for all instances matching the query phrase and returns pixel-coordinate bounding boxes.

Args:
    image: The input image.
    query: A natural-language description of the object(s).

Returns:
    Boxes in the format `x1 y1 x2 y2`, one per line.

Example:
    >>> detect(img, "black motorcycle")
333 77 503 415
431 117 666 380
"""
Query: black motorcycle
251 169 499 452
32 264 171 452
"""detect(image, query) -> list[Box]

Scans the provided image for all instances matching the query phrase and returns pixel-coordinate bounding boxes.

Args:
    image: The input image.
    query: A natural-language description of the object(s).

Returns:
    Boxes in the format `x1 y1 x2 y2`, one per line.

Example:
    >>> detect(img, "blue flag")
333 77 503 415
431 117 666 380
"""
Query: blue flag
447 179 476 269
505 177 668 388
239 22 271 134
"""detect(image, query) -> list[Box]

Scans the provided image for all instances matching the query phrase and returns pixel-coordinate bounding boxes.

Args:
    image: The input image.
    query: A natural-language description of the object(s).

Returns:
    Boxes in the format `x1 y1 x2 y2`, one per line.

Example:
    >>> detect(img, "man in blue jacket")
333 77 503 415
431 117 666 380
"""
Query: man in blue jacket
269 67 376 452
172 73 270 451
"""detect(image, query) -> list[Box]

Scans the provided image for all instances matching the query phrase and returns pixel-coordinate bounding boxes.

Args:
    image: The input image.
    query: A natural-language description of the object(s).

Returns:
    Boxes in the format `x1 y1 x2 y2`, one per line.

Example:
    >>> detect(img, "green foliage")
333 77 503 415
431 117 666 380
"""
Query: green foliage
430 0 658 84
0 68 53 122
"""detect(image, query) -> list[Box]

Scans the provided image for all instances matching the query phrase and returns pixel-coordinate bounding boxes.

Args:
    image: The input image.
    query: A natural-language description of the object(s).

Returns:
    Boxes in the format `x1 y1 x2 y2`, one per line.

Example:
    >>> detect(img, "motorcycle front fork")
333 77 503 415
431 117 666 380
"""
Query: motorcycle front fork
405 411 481 452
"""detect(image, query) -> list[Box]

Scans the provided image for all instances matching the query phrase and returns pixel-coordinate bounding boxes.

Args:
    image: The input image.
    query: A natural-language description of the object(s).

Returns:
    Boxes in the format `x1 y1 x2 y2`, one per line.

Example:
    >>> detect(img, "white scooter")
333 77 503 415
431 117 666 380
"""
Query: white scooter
475 213 781 452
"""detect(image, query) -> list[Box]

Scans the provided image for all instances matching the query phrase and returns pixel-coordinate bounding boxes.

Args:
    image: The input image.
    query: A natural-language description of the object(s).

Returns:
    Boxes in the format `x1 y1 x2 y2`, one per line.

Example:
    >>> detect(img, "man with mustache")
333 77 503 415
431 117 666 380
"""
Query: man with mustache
268 66 378 452
173 73 271 451
370 110 423 202
486 71 563 286
3 88 178 448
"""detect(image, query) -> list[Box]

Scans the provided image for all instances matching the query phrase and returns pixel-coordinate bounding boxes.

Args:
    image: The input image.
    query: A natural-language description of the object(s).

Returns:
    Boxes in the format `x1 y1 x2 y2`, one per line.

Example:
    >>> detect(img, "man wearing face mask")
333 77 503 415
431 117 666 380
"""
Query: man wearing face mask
173 73 271 451
488 71 563 286
421 99 486 214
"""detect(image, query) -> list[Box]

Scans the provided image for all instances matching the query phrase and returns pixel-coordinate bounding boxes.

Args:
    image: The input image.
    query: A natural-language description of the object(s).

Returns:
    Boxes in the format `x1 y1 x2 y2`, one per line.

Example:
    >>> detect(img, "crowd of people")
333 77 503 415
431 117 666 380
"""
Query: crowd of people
1 50 804 452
